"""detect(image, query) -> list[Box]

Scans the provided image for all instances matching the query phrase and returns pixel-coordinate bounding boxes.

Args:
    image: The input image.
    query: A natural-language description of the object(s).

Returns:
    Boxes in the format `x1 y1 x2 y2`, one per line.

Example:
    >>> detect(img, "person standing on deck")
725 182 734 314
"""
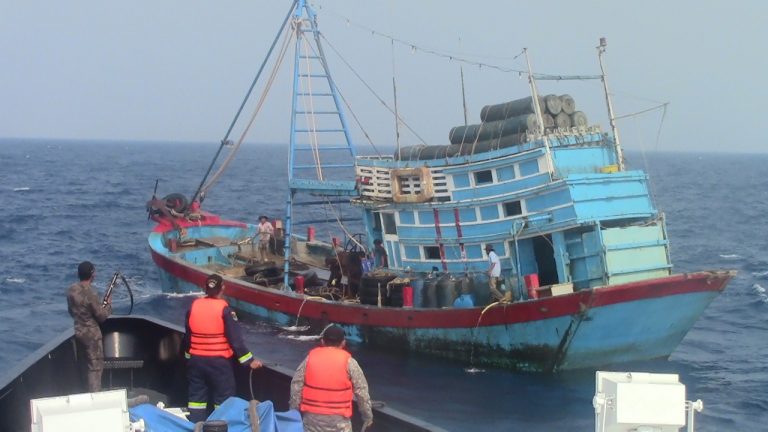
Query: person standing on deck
255 215 274 262
290 325 373 432
183 274 263 423
67 261 111 392
372 239 388 269
485 244 507 302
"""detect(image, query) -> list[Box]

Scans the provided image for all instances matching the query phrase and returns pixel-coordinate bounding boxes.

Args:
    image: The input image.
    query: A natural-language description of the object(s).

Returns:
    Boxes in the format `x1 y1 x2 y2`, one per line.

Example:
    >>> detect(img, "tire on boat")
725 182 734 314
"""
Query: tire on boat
162 193 188 213
436 276 458 308
422 277 438 308
388 280 408 307
245 262 278 276
360 273 397 306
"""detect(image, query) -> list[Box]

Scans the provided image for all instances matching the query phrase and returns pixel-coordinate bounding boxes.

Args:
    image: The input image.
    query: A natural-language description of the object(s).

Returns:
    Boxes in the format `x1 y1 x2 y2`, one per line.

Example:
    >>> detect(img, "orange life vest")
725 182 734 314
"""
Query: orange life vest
300 346 353 417
188 297 234 358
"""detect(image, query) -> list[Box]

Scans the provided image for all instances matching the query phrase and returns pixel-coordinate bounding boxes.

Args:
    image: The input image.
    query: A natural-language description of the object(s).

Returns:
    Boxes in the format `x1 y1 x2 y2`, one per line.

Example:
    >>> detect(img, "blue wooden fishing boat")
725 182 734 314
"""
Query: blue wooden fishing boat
147 0 735 372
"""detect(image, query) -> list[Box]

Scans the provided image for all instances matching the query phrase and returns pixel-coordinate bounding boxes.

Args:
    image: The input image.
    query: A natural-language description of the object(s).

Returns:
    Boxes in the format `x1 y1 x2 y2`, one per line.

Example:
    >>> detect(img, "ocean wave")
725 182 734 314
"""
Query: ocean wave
753 283 767 303
5 277 26 284
719 254 742 259
162 292 201 298
752 270 768 278
13 187 31 192
279 334 320 342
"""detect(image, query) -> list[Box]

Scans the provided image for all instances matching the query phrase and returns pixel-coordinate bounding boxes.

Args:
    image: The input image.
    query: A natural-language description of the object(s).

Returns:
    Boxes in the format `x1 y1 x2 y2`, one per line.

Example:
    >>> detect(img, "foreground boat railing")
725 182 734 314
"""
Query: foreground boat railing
593 371 703 432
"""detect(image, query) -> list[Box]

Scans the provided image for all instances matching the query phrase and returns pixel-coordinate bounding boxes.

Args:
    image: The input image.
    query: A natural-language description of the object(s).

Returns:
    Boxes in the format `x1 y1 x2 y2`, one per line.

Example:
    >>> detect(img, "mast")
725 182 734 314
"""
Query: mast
524 48 555 178
597 37 624 171
283 0 359 288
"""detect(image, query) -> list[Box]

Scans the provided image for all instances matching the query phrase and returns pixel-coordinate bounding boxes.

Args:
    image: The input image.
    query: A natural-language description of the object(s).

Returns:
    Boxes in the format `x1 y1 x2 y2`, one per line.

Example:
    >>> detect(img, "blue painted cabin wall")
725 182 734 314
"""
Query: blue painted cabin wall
551 145 616 176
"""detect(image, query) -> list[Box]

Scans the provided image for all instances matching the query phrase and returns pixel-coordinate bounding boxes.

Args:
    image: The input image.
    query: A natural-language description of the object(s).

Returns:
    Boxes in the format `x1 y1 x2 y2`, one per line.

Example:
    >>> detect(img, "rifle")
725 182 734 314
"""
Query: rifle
103 271 120 307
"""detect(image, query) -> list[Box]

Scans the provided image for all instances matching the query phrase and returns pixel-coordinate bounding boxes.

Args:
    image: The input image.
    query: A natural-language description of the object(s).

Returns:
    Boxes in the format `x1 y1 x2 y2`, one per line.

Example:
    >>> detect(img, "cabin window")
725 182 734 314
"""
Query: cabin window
465 244 483 259
399 211 415 225
404 246 420 260
474 170 493 185
453 173 471 188
486 242 506 256
382 213 397 235
424 246 441 260
519 159 540 176
458 208 477 222
418 210 435 225
497 166 515 181
480 205 499 221
503 201 523 217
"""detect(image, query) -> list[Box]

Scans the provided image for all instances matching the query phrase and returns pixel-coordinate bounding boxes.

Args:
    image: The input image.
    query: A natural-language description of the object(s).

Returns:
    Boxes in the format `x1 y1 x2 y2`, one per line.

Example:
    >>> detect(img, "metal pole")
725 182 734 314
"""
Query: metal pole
391 40 401 156
524 48 555 177
597 37 624 171
524 48 545 135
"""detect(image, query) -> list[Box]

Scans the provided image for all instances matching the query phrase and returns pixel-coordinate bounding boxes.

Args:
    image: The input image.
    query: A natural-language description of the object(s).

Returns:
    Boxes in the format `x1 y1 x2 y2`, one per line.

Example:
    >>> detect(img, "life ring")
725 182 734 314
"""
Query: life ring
391 166 434 203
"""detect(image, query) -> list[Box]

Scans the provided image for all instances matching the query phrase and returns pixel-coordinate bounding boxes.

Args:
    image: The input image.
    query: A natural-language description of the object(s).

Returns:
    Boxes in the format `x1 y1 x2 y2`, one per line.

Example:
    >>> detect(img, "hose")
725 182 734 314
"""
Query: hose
119 273 134 315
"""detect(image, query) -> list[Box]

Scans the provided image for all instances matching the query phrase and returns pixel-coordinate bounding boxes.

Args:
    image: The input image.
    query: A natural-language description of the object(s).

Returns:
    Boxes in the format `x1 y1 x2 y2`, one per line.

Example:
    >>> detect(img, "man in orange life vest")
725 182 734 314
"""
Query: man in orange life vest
289 325 373 432
183 274 263 423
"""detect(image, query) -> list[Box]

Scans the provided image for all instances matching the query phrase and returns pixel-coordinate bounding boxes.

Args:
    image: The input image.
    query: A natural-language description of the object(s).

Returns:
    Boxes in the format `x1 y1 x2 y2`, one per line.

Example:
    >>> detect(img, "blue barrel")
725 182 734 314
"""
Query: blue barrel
410 278 424 308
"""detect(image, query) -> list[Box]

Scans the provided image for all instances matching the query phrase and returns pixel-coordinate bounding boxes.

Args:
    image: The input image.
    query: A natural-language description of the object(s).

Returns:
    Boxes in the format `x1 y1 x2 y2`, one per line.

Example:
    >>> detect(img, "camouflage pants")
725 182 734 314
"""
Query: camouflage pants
301 412 353 432
75 331 104 392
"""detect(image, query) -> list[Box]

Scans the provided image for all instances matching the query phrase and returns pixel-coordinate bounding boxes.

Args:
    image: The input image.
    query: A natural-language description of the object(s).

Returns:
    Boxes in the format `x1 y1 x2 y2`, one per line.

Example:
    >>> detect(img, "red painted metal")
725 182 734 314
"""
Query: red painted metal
432 209 448 272
402 286 413 308
525 274 540 299
307 226 315 241
453 208 467 263
294 275 305 294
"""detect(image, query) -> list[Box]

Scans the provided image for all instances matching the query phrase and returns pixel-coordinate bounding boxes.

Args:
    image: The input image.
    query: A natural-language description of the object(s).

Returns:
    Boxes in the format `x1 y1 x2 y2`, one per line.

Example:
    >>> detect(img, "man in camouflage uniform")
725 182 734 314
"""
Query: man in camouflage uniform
67 261 111 392
290 325 373 432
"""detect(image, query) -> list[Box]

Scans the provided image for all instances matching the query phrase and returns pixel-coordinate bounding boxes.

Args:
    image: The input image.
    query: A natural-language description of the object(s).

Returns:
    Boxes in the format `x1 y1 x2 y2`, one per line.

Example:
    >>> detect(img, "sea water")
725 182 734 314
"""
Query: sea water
1 139 767 431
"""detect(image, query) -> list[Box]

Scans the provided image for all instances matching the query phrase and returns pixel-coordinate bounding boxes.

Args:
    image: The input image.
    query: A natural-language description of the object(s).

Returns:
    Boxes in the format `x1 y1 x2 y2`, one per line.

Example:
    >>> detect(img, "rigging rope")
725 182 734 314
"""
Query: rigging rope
200 27 294 195
320 34 428 147
317 8 601 81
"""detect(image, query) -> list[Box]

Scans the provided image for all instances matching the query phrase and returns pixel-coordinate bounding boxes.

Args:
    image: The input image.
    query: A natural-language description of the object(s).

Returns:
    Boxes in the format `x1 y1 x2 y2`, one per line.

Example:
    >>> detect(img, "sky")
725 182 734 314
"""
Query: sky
1 0 766 153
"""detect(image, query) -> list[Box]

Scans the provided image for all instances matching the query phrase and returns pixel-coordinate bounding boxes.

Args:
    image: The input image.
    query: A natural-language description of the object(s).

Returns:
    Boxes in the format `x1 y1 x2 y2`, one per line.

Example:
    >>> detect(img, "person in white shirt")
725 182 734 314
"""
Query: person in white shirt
255 215 274 262
485 244 507 302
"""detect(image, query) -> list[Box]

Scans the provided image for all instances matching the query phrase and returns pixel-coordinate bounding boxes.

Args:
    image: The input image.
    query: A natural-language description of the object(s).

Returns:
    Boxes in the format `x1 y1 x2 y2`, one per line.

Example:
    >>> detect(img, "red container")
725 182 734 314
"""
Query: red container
307 226 315 241
168 238 178 253
402 286 413 308
294 275 305 294
524 274 539 300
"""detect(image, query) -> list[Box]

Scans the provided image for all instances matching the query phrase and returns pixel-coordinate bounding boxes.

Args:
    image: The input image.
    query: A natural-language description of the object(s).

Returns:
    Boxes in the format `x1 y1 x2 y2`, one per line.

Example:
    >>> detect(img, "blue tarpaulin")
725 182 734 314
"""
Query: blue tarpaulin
129 398 303 432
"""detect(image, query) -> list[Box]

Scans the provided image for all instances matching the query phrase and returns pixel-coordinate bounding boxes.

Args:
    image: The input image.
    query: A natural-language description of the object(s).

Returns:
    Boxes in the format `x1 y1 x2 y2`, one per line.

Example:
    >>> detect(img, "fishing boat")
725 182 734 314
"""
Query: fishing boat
146 0 735 372
0 315 441 432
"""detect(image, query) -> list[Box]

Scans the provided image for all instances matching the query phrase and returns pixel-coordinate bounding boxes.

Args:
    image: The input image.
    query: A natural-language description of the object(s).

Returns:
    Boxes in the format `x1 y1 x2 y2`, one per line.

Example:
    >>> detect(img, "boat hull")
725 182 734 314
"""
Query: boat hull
149 220 733 372
0 315 444 432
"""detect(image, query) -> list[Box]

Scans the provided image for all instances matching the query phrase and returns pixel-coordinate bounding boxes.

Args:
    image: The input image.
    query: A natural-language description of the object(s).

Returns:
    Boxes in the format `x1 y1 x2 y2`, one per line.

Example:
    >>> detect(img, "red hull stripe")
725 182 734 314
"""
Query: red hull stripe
152 247 731 329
